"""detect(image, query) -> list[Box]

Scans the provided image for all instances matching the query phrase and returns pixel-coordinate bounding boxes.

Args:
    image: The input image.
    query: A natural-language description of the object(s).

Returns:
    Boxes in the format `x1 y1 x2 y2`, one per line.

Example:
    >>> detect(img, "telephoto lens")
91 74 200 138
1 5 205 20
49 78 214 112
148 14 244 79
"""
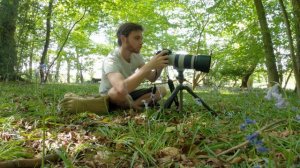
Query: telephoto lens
156 49 211 72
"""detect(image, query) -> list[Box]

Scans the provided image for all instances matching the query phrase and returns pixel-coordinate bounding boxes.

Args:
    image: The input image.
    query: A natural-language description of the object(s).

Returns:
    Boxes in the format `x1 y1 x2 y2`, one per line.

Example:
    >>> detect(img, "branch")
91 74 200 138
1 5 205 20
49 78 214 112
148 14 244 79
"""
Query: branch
216 119 286 157
0 154 60 168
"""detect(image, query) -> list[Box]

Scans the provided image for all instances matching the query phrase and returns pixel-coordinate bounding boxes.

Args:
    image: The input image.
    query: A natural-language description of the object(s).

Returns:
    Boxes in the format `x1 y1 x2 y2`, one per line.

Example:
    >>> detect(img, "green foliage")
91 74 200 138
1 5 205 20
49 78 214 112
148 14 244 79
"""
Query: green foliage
216 30 264 78
0 0 296 85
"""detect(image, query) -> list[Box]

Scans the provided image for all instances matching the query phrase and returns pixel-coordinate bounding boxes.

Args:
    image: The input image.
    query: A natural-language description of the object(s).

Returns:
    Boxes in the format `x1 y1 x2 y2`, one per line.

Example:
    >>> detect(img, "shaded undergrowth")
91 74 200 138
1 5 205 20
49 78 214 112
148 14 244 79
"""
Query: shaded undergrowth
0 82 299 167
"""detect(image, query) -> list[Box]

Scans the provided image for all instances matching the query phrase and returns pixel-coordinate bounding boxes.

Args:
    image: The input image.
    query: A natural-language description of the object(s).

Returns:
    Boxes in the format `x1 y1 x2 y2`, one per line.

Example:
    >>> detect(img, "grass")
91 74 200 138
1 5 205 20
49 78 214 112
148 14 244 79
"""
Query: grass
0 82 299 167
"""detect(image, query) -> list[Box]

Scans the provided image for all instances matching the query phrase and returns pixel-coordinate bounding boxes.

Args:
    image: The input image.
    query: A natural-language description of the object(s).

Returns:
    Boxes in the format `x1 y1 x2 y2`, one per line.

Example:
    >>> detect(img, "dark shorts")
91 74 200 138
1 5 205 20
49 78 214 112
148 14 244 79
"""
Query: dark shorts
108 86 157 111
130 87 156 100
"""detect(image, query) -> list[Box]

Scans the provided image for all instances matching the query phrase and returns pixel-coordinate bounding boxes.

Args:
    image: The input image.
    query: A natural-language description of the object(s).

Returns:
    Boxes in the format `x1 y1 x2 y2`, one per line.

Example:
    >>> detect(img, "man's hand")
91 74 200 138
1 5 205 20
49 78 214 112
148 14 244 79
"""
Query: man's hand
145 50 169 71
144 50 169 82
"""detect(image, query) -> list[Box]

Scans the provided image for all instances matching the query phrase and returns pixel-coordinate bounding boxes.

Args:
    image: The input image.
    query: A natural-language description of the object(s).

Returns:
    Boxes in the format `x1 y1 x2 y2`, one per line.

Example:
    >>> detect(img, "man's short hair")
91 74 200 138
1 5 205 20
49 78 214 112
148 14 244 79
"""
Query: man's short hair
116 22 144 46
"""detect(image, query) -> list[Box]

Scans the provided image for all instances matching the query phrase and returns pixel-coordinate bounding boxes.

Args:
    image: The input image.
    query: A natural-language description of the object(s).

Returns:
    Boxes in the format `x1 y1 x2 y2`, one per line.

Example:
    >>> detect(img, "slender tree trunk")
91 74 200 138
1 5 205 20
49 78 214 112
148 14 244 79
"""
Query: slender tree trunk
44 9 87 83
253 0 280 86
80 70 83 83
0 0 19 80
276 54 284 85
192 19 209 90
29 1 38 81
29 41 34 80
233 79 238 87
291 0 300 97
40 0 54 83
67 59 71 83
284 69 293 89
279 0 300 96
75 49 84 84
55 59 61 82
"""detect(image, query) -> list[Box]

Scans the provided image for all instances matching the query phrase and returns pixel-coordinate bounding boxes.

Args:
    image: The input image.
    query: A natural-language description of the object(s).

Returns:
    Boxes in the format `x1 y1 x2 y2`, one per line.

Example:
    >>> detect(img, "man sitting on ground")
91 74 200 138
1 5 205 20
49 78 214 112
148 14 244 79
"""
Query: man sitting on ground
59 22 169 114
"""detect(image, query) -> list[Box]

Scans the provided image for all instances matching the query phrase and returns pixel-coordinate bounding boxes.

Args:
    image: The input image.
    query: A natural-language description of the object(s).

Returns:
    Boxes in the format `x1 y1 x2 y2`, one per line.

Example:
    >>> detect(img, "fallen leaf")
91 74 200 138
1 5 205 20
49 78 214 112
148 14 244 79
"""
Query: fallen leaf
157 155 173 164
230 156 244 164
165 126 176 133
279 130 293 137
159 147 180 157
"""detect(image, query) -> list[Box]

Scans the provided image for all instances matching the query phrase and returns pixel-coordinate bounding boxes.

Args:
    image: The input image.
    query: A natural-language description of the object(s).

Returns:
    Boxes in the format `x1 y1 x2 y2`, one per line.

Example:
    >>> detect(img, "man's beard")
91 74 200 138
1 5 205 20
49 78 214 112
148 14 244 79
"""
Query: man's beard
126 39 140 53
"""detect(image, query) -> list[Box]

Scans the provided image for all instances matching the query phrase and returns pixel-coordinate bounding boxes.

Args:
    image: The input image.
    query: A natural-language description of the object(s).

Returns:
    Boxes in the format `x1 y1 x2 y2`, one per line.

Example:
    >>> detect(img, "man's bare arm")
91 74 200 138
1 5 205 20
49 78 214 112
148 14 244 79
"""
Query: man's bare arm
108 52 168 94
144 67 163 82
107 65 152 95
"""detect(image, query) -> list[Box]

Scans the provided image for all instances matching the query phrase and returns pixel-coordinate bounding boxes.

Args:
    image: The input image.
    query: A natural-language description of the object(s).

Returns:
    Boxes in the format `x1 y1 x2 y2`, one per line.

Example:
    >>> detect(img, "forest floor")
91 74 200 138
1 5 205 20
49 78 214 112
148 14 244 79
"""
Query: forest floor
0 82 299 168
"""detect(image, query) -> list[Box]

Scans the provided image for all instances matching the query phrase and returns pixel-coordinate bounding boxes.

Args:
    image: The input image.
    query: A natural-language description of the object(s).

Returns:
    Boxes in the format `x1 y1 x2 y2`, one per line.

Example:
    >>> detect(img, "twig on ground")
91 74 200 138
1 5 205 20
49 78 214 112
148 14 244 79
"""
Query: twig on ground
217 119 286 157
0 154 60 168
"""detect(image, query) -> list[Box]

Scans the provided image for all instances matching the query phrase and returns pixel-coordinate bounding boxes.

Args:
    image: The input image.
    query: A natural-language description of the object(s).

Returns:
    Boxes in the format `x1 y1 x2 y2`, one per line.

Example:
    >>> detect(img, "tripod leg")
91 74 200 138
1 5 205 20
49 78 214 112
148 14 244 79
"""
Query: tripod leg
164 85 181 109
167 79 179 108
183 86 217 115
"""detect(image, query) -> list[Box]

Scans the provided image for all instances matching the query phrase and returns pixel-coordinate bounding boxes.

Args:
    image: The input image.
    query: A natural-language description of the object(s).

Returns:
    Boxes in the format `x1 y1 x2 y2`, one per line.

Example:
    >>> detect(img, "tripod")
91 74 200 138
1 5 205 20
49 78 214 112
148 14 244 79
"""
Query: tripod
163 69 217 115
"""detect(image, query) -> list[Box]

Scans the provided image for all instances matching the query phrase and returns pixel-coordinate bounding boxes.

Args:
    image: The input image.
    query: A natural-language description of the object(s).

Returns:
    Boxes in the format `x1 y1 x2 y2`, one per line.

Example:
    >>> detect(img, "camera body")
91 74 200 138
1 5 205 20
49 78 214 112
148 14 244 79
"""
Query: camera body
156 49 211 73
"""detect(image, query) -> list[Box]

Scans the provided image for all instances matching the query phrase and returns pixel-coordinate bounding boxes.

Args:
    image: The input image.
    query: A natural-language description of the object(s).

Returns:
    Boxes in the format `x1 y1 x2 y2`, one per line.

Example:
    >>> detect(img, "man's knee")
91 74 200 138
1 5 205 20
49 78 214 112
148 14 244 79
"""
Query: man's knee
107 88 130 106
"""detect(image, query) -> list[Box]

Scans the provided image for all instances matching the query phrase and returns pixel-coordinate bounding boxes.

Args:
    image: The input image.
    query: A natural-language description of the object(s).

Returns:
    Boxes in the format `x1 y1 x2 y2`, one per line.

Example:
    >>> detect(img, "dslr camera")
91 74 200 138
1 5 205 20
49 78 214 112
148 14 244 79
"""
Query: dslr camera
157 49 211 73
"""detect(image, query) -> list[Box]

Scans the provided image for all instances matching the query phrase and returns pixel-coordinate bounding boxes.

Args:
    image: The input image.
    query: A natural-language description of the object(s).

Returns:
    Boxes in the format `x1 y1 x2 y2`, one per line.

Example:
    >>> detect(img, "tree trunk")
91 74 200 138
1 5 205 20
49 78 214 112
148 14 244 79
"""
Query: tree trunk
277 54 285 85
75 48 84 83
253 0 280 86
241 74 252 88
192 19 209 90
279 0 300 95
284 69 293 89
55 59 61 82
291 0 300 97
40 0 54 83
80 70 83 83
44 9 87 83
29 40 35 80
240 65 256 88
0 0 19 80
67 59 71 83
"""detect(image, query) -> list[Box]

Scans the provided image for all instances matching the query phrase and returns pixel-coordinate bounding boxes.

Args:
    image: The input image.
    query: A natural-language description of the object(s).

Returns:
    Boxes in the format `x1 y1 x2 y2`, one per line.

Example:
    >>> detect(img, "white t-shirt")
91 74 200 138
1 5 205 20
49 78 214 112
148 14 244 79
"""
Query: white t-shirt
99 48 145 94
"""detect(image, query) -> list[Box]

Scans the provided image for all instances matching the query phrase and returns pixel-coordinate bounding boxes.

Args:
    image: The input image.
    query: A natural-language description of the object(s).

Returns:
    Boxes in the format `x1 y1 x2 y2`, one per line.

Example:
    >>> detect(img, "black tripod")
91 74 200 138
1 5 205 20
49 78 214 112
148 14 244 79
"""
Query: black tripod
163 69 217 115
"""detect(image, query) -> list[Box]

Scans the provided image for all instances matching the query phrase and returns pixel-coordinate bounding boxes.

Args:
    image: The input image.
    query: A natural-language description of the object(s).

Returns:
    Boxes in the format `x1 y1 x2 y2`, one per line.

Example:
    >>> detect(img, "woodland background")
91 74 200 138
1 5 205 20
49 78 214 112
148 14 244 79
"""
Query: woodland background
0 0 300 96
0 0 300 167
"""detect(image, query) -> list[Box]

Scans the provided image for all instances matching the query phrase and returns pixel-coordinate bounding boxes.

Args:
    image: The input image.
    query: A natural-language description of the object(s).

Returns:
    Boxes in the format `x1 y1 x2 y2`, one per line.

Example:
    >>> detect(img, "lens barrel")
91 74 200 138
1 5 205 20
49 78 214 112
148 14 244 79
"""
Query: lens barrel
169 54 211 72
